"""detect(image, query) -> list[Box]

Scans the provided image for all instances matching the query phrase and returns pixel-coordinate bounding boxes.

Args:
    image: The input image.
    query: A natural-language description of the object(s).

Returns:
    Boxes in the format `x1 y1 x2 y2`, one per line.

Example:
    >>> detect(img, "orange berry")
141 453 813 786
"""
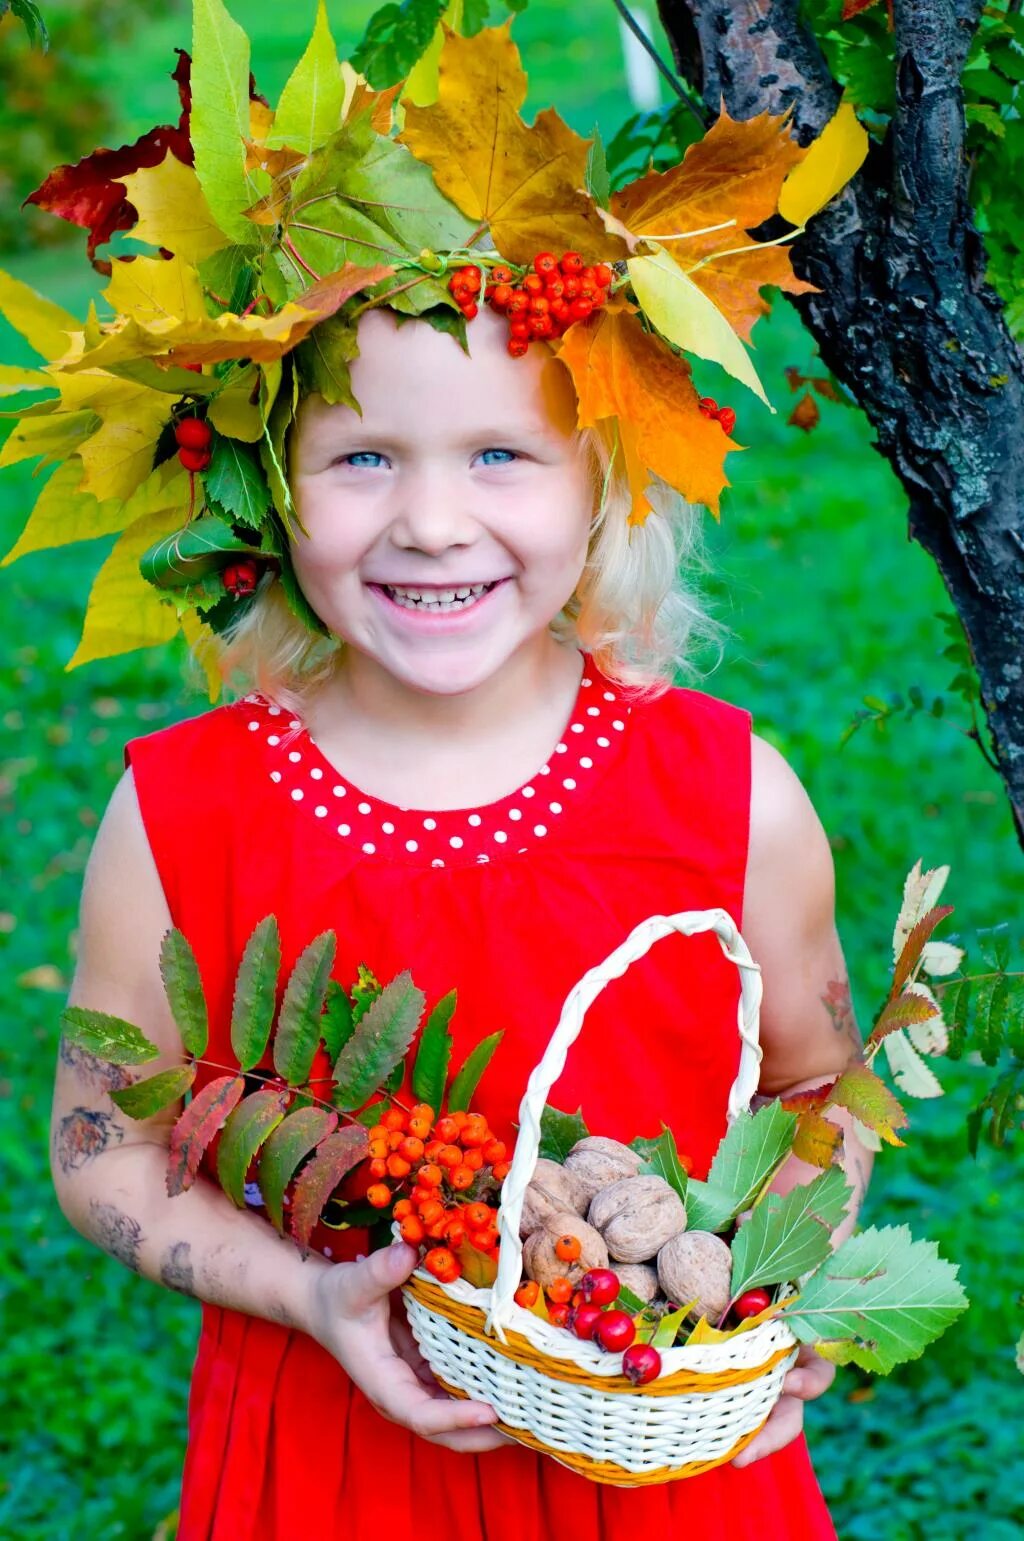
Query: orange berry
398 1135 425 1163
471 1225 499 1252
368 1124 388 1142
546 1277 573 1305
548 1301 571 1327
424 1139 445 1161
424 1247 460 1282
366 1183 392 1209
515 1281 540 1308
491 1161 511 1182
393 1198 413 1221
482 1139 506 1164
555 1234 582 1263
388 1129 405 1151
400 1215 425 1244
438 1144 462 1169
426 1218 448 1240
451 1110 470 1130
490 282 513 309
418 1163 443 1189
369 1157 388 1179
386 1154 412 1180
408 1117 431 1140
368 1136 389 1160
411 1103 435 1125
411 1186 436 1209
594 262 613 287
382 1108 407 1132
444 1218 467 1250
523 272 544 295
491 265 514 284
465 1203 492 1230
463 1150 484 1171
460 1116 489 1148
450 1164 475 1191
433 1117 459 1144
419 1198 445 1227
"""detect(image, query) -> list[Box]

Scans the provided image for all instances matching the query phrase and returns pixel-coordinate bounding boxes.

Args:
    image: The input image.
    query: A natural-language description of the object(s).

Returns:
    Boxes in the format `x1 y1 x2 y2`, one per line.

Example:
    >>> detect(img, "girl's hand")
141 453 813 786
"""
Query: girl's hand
305 1239 509 1452
730 1343 836 1467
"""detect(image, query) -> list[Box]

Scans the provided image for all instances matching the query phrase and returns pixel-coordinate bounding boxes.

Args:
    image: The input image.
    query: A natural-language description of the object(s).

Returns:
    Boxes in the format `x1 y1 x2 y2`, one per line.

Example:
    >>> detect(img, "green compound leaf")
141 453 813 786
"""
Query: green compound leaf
631 1125 690 1204
321 979 355 1066
411 989 456 1111
167 1073 246 1195
204 436 272 530
331 970 426 1110
290 1124 370 1253
780 1224 970 1374
274 930 337 1086
729 1165 853 1298
685 1102 797 1234
537 1103 589 1163
60 1006 160 1066
217 1088 289 1207
448 1030 503 1113
159 929 209 1057
112 1063 197 1120
259 1104 339 1233
230 916 282 1071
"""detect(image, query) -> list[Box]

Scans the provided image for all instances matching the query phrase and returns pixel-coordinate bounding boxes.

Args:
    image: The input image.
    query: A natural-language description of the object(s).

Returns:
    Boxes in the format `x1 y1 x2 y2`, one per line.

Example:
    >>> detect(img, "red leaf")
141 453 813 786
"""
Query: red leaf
892 905 955 995
290 1125 369 1255
166 1072 245 1197
26 51 193 273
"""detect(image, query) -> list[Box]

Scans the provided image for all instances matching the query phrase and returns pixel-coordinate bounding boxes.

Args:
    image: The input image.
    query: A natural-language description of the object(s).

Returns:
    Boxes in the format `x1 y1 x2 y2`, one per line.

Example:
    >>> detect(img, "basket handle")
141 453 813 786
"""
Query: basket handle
486 907 764 1338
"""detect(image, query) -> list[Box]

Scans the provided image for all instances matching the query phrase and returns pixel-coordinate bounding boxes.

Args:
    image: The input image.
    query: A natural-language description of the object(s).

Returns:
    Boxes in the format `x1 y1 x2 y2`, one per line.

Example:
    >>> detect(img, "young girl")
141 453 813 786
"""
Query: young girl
12 18 877 1538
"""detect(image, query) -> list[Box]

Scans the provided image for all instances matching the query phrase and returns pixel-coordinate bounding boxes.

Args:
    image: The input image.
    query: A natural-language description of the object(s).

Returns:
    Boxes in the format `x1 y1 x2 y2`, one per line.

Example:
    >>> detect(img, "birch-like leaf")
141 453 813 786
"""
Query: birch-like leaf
230 915 282 1071
331 971 425 1109
630 1126 690 1203
274 930 337 1085
781 1224 969 1373
730 1166 852 1297
538 1104 590 1163
258 1104 338 1232
167 1073 245 1195
60 1005 160 1066
448 1030 504 1112
159 928 209 1057
217 1088 289 1207
685 1102 797 1233
411 989 456 1111
290 1125 369 1252
111 1063 196 1119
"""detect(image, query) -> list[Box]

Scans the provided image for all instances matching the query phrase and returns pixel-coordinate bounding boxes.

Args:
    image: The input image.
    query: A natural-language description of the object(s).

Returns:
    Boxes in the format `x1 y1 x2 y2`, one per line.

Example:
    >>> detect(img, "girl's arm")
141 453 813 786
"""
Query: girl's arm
50 770 502 1452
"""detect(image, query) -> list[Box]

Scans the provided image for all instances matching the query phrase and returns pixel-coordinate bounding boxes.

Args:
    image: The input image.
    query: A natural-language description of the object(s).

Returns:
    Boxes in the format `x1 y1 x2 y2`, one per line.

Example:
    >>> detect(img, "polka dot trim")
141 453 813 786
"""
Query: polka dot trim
245 650 633 866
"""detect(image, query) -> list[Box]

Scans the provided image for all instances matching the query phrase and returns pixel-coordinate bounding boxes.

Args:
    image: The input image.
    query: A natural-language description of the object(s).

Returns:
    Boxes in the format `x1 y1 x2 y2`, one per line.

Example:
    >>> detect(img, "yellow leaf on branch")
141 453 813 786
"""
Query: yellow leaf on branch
119 160 231 267
778 100 869 227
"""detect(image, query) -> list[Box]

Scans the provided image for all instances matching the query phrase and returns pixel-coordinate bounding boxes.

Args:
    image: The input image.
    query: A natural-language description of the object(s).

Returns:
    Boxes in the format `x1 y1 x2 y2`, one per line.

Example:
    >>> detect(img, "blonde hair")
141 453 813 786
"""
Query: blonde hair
206 416 729 713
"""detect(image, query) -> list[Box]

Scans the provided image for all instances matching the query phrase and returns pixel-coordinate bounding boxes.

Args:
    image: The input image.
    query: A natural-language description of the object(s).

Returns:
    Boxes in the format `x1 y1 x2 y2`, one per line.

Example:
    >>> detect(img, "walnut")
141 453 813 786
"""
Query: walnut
657 1231 733 1322
563 1136 642 1207
521 1211 609 1288
587 1174 687 1263
518 1158 588 1237
613 1262 661 1304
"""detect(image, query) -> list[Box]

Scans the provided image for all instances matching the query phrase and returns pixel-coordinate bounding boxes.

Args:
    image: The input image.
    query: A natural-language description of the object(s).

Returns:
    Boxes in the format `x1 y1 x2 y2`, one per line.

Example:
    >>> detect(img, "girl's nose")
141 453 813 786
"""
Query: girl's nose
388 468 478 555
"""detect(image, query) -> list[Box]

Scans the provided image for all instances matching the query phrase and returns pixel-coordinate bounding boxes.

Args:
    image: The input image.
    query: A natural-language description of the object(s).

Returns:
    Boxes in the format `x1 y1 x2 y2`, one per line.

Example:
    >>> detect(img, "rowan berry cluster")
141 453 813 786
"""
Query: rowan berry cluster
448 251 615 357
698 395 737 436
363 1104 510 1286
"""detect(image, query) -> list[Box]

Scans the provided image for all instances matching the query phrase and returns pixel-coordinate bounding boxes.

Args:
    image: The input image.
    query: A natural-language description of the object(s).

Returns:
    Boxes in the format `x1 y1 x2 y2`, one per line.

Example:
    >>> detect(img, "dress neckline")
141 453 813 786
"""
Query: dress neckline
241 650 634 867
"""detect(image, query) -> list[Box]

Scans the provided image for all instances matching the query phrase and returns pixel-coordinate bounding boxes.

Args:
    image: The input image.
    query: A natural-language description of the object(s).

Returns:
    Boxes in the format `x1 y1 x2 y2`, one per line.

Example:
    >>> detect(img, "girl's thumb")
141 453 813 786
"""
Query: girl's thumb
349 1239 418 1306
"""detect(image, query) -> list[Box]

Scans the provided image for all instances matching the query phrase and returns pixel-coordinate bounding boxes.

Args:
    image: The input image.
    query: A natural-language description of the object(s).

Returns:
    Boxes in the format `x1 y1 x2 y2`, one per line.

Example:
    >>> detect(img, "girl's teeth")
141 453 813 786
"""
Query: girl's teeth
384 582 494 612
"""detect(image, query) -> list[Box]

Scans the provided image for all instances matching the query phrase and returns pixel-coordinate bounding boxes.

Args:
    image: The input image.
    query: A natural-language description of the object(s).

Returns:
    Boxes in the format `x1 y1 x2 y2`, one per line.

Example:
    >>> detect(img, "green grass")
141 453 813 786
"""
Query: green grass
1 4 1022 1537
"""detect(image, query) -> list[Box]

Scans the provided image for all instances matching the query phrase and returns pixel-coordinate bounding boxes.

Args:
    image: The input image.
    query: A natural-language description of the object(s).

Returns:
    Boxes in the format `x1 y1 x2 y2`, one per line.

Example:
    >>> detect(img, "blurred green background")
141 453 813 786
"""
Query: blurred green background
1 3 1021 1537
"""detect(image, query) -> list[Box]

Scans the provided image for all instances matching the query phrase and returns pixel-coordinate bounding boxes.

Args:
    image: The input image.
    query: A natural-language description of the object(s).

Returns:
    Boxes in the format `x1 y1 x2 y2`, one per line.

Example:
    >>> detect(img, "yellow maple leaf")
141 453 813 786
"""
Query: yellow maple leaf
556 307 736 520
119 159 230 267
0 266 79 361
74 377 173 503
0 364 52 396
1 459 124 566
399 23 625 266
104 254 208 330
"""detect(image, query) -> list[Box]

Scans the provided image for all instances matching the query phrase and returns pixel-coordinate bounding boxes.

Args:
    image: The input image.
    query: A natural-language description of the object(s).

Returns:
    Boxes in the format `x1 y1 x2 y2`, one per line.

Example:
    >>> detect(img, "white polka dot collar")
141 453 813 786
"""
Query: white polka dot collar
242 652 632 867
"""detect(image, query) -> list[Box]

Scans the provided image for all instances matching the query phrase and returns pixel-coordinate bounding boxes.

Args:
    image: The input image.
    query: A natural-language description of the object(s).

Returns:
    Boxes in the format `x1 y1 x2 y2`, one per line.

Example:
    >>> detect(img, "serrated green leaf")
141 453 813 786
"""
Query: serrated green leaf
321 979 355 1065
159 929 209 1057
258 1104 338 1232
290 1125 369 1252
331 971 425 1109
269 0 346 155
294 314 360 411
230 916 282 1071
60 1006 160 1066
780 1224 969 1373
730 1166 852 1298
140 513 261 591
537 1104 590 1163
204 437 272 530
652 1303 690 1348
631 1125 690 1203
191 0 260 246
274 931 336 1085
686 1103 797 1232
217 1088 289 1207
448 1031 504 1113
616 1282 646 1316
351 0 447 89
111 1063 197 1119
411 989 456 1110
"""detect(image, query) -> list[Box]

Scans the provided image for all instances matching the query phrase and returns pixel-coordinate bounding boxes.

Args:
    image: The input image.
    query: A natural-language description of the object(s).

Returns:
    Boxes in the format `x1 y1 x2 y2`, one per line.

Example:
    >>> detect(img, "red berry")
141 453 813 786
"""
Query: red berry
544 278 565 300
580 266 597 287
490 283 513 310
733 1288 772 1320
491 265 514 285
622 1343 662 1385
716 406 737 435
562 276 581 299
509 319 530 340
178 445 211 473
461 301 479 321
548 1302 571 1328
527 294 550 315
550 298 571 323
595 1310 636 1352
461 266 482 293
507 337 529 358
698 396 719 417
570 1304 604 1341
579 1269 620 1307
568 297 593 322
594 263 613 288
527 314 553 338
174 417 212 451
523 273 544 296
559 251 584 274
506 291 529 316
533 251 559 277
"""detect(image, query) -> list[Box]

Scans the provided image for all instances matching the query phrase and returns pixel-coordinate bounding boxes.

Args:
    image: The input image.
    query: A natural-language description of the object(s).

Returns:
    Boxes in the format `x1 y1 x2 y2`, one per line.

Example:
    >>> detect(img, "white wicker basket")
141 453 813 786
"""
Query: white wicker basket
402 908 800 1484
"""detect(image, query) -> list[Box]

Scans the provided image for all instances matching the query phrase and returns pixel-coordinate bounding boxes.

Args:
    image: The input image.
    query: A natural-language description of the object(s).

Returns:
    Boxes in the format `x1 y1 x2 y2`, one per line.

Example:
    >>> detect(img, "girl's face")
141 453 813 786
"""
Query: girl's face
288 305 595 698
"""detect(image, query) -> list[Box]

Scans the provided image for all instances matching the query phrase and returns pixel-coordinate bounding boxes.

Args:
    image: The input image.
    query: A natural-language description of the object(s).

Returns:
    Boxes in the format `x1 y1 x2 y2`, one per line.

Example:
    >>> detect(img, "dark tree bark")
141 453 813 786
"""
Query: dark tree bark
656 0 1024 846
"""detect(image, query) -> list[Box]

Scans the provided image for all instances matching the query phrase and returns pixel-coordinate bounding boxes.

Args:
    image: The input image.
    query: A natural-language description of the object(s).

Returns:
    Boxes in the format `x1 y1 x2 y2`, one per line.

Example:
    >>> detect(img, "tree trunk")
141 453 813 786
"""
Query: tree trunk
656 0 1024 846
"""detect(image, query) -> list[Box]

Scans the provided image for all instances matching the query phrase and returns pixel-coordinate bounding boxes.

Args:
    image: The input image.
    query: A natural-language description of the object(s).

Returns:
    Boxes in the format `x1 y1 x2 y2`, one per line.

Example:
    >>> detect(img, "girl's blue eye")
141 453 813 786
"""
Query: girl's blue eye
479 448 516 466
342 451 386 468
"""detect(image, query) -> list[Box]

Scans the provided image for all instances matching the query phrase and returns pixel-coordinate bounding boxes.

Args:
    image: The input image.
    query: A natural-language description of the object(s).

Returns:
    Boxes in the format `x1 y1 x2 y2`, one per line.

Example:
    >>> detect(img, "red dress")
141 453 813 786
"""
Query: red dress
125 648 837 1541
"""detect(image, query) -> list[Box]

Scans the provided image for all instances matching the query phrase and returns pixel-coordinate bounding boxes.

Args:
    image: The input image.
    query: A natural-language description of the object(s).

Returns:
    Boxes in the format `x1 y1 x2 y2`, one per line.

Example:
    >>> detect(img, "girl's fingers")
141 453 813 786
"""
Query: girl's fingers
783 1347 836 1401
731 1393 805 1467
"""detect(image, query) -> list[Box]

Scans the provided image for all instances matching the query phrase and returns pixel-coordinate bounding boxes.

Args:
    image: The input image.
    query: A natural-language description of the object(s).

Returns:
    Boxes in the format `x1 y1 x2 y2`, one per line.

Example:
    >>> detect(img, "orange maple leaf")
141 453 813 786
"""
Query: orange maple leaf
399 23 626 267
556 307 737 521
610 106 817 342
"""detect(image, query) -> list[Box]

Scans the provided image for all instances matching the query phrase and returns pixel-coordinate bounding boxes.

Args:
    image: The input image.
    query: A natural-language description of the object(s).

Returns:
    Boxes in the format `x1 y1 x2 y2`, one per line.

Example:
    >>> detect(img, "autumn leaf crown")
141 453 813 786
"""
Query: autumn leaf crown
0 0 866 678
